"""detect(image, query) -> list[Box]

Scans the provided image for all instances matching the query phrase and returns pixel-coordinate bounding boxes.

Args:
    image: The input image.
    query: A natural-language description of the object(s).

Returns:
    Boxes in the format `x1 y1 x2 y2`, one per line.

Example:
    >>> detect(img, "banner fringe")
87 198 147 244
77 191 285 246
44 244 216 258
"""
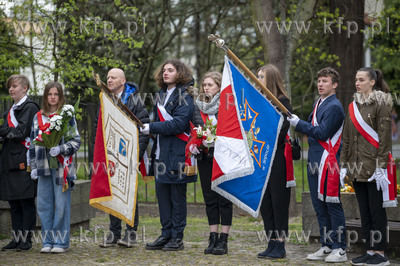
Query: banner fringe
286 180 296 188
383 199 398 208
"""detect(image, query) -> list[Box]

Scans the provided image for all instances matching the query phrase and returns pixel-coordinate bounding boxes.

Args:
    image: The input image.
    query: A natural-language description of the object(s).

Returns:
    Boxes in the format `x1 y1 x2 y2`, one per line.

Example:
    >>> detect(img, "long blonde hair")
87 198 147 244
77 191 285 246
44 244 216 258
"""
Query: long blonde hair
257 65 289 100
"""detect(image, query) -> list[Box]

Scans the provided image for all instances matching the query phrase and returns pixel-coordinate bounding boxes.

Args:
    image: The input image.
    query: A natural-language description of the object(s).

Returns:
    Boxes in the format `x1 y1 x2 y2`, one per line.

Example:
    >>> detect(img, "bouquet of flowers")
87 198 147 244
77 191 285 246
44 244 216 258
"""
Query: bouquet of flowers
34 99 79 168
185 119 217 159
34 99 79 148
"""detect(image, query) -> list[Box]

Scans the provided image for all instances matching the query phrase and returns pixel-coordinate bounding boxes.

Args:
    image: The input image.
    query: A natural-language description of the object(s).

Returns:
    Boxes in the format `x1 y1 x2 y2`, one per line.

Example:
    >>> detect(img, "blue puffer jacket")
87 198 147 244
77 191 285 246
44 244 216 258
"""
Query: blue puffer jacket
149 79 197 184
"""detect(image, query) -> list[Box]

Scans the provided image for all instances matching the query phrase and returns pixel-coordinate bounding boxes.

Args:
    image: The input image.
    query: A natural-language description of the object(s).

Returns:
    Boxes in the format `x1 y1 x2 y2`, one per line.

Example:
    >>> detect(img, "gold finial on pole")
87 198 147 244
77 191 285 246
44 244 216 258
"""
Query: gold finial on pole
208 34 228 52
208 34 290 116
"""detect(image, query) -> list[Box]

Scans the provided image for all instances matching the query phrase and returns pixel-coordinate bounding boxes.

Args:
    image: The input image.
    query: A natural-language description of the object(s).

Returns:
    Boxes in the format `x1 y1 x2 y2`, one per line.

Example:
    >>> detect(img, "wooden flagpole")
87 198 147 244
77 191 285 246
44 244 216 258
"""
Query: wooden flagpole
208 34 291 116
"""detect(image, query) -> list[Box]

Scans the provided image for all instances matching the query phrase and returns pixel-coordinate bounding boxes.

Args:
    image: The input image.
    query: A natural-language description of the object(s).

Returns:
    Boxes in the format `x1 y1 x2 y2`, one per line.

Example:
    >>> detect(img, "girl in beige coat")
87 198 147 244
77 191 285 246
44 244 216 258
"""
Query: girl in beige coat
340 67 393 266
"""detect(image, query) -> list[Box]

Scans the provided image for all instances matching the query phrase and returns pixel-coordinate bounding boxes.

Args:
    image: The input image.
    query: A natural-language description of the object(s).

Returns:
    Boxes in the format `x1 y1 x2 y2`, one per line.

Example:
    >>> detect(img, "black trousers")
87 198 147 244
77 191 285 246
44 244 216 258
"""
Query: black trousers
8 198 36 243
198 155 232 226
156 182 187 239
109 199 139 238
353 181 387 251
260 149 291 239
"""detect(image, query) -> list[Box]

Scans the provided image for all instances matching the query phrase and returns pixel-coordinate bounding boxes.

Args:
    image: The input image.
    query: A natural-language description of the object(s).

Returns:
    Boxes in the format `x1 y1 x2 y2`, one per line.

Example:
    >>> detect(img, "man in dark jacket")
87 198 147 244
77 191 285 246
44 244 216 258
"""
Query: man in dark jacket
288 67 347 263
98 68 150 248
0 74 40 251
140 59 197 252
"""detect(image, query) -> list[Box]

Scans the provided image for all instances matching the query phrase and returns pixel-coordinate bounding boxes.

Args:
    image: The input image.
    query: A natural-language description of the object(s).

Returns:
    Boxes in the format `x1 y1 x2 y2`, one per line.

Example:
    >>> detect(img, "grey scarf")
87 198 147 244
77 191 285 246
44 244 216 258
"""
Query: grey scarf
196 93 220 115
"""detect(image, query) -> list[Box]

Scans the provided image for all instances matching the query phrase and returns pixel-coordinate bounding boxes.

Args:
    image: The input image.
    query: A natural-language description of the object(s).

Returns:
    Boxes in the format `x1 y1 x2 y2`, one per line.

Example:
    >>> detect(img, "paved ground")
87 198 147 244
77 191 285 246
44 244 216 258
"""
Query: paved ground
1 213 399 265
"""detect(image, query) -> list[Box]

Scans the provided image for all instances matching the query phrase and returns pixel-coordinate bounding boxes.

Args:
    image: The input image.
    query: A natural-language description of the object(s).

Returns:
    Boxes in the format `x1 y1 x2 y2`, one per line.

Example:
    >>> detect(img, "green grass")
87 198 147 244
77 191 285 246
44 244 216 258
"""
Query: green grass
137 174 204 203
294 160 309 202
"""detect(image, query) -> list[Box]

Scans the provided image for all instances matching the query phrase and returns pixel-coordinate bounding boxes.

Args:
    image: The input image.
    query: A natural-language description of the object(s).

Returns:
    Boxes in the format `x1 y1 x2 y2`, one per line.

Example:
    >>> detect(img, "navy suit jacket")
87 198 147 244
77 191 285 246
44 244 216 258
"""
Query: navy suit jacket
149 81 197 184
295 94 345 170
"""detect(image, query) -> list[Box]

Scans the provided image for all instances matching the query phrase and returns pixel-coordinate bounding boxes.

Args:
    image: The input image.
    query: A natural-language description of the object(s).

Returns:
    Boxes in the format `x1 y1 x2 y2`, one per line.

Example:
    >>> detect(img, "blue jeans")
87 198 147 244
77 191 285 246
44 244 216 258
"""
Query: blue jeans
37 169 71 248
308 169 346 250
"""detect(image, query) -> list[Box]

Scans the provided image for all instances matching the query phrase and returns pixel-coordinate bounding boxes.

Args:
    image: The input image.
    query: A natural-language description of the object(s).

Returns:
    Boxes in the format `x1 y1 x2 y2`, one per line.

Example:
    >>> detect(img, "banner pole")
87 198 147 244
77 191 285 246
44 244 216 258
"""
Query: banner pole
208 34 291 116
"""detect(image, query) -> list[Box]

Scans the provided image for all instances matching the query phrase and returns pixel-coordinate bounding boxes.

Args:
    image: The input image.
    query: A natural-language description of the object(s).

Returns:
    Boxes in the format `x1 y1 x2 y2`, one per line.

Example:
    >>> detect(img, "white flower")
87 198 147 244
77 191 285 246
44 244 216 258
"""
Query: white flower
195 126 203 136
62 104 74 112
60 105 74 117
206 134 216 142
50 115 62 122
55 125 61 131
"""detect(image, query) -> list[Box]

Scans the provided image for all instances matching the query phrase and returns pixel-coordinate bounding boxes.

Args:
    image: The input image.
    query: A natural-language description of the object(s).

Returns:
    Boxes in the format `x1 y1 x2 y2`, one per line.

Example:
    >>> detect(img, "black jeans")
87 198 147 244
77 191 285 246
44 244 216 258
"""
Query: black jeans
353 181 387 251
8 198 36 243
198 155 232 226
109 200 139 238
260 149 291 240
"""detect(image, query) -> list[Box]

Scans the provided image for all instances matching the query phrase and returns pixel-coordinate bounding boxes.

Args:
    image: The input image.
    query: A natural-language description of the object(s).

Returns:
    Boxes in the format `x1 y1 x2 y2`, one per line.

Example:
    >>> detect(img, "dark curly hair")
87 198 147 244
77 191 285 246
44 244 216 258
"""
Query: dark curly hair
154 59 193 88
317 67 340 86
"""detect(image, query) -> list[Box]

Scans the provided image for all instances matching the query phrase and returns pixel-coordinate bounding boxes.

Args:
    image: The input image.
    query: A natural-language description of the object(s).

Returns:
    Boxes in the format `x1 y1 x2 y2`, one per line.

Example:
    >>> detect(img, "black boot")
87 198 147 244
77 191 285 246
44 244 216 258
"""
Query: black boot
1 239 20 251
267 241 286 259
118 230 137 247
257 240 276 258
212 233 228 255
204 232 218 254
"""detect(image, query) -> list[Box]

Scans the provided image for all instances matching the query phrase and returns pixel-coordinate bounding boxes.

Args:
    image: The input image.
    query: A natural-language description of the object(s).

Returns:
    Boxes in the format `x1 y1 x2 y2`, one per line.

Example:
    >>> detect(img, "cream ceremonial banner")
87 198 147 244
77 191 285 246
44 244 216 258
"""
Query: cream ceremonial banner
89 92 139 226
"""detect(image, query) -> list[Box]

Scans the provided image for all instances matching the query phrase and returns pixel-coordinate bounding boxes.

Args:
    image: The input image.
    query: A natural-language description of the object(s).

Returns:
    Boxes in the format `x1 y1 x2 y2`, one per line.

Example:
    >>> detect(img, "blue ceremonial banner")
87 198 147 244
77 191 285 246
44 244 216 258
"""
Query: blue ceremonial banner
212 57 283 217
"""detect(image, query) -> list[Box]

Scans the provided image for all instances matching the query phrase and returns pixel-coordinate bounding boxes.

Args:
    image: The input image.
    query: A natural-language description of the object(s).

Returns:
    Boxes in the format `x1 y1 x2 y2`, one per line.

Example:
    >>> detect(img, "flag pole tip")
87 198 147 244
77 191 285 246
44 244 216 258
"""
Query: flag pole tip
208 34 226 49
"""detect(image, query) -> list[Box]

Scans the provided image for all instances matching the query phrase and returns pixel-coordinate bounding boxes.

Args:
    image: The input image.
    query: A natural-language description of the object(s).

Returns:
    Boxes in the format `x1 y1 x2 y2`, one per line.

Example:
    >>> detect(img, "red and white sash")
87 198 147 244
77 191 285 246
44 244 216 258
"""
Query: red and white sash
157 103 190 142
139 151 149 177
37 111 72 192
157 103 196 174
36 111 52 141
284 134 296 187
349 101 397 207
312 99 343 203
7 107 31 168
7 108 31 149
200 112 217 126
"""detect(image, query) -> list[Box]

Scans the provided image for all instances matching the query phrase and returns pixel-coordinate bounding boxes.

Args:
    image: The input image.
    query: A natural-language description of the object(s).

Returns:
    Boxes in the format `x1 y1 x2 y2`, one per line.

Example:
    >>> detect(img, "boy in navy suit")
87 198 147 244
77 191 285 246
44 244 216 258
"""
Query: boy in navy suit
288 67 347 263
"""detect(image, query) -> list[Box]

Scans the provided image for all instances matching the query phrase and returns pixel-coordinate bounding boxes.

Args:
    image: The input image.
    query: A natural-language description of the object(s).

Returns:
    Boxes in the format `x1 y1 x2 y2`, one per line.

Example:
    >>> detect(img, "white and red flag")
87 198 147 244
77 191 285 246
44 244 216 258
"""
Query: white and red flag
211 56 283 217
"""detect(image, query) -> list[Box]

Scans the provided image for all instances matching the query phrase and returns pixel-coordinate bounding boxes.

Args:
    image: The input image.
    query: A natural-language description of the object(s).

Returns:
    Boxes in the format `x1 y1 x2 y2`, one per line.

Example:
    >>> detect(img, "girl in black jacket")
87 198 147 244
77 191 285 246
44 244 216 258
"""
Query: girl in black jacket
0 74 39 251
256 65 293 259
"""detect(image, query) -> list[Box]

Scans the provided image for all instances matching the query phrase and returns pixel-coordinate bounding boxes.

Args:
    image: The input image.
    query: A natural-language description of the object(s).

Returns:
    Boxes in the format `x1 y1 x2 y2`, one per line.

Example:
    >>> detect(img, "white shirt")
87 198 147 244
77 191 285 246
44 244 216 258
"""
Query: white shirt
155 87 176 160
116 91 123 99
318 93 335 107
13 95 28 109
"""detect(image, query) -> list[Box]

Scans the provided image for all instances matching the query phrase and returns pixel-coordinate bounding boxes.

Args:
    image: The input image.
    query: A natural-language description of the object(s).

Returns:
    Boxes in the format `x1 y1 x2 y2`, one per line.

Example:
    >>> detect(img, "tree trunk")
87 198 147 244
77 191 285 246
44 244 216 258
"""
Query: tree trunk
252 0 286 76
329 0 364 111
252 0 316 99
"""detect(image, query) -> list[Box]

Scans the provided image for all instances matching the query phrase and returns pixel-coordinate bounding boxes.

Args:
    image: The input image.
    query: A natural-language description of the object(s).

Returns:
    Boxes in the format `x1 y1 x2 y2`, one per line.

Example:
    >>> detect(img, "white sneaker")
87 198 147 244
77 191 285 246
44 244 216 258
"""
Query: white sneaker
51 247 68 253
307 246 332 261
40 247 52 253
325 248 347 263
